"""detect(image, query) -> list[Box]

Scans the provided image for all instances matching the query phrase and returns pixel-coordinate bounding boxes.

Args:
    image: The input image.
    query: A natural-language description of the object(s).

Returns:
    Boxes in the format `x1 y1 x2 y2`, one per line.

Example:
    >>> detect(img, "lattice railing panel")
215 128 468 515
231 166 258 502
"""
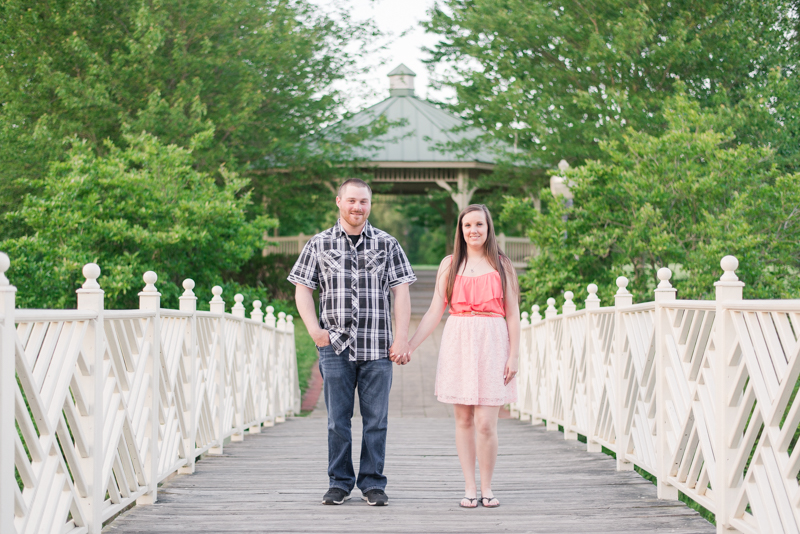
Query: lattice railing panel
1 262 299 534
546 312 566 428
511 257 800 531
13 316 92 534
195 314 224 454
619 304 657 474
728 307 800 533
587 309 616 452
661 304 718 513
565 310 589 437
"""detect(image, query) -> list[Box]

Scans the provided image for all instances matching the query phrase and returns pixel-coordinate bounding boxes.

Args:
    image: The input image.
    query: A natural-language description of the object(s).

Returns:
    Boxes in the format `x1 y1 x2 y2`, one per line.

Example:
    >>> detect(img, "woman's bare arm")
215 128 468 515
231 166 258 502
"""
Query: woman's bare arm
409 257 451 352
503 259 521 385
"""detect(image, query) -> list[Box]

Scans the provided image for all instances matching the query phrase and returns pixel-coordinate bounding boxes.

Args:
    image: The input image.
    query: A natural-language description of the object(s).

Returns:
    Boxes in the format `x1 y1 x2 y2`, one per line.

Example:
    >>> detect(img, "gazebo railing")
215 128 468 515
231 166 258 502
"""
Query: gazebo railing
511 256 800 533
0 257 300 534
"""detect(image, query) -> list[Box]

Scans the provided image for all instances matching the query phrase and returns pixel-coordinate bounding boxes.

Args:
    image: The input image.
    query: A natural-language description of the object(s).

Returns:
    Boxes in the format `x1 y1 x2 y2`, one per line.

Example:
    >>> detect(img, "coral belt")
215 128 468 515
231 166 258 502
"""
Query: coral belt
450 311 505 318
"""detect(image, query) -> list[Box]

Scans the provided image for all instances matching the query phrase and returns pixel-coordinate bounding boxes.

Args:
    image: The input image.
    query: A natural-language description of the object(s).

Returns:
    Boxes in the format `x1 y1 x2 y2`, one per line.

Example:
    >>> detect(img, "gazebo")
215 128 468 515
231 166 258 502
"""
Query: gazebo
342 64 496 211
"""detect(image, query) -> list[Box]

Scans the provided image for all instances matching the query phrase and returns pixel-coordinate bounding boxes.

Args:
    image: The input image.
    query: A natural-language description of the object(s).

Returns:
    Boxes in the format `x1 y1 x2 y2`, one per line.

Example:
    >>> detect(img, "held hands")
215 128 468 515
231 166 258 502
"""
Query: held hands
504 355 519 386
389 338 412 365
311 328 331 348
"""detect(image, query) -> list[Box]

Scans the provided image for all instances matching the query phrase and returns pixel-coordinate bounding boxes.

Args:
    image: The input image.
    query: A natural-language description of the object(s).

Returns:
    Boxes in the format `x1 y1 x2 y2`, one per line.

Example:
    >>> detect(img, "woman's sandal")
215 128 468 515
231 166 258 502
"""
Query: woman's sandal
481 496 500 508
459 496 478 508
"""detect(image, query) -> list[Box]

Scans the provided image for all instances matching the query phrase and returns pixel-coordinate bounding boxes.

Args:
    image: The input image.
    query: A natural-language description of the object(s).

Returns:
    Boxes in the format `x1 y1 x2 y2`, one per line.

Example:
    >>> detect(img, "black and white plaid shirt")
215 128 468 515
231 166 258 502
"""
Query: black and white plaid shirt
288 219 416 362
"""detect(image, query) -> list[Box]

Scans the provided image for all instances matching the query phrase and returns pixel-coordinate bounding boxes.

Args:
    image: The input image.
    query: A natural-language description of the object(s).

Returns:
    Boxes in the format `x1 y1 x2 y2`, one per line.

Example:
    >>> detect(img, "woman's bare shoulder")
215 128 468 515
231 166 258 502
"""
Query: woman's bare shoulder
436 255 454 283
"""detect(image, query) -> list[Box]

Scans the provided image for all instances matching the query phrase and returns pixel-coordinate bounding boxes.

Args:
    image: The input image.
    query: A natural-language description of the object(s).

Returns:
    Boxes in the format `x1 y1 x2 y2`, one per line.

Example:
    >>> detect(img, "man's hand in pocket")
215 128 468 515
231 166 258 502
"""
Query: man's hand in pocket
312 328 331 347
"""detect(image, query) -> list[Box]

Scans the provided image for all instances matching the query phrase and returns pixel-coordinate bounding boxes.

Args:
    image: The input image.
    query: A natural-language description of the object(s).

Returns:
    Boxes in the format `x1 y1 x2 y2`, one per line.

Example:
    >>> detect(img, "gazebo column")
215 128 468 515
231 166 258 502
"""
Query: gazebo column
435 170 477 211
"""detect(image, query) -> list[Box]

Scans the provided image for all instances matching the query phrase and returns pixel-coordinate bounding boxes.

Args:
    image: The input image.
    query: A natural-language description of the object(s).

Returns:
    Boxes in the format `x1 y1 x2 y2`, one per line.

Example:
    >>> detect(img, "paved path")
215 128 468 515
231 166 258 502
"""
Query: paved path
106 319 714 533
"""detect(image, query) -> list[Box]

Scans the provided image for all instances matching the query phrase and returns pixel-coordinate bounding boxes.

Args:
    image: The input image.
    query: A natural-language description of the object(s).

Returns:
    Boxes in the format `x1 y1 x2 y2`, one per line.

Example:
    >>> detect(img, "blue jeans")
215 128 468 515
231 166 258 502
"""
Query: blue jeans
317 345 392 494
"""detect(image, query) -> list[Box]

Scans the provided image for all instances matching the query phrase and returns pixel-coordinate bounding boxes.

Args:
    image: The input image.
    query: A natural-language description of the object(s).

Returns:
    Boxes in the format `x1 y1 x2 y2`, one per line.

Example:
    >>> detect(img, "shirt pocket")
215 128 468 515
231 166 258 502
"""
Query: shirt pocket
320 249 344 273
364 249 387 276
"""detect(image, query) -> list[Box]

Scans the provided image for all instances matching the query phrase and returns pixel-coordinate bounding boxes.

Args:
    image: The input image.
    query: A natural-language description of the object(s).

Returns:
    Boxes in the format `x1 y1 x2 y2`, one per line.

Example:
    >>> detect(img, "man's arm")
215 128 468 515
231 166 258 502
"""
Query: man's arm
389 283 411 364
295 284 331 347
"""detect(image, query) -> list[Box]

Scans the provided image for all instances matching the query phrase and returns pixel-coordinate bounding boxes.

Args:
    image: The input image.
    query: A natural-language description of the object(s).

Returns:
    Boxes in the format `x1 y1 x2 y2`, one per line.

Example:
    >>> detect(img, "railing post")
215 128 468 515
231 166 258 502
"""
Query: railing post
263 305 277 426
209 286 226 455
498 232 507 254
530 305 543 425
276 312 287 423
562 291 577 440
545 298 559 431
231 294 246 442
137 271 161 505
0 253 16 534
513 310 530 421
614 276 634 471
287 315 301 415
250 301 264 434
178 279 198 475
713 256 744 532
76 263 105 533
654 267 678 500
585 284 602 453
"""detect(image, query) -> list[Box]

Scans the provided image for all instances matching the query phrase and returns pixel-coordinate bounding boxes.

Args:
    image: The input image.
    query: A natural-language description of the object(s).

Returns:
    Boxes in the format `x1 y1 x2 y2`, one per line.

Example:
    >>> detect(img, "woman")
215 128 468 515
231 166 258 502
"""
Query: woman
408 204 520 508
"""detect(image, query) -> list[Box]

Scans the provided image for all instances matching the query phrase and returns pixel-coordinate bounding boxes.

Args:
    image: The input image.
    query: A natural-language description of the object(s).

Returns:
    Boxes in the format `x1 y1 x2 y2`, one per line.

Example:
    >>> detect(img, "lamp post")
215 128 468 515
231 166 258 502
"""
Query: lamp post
549 159 573 202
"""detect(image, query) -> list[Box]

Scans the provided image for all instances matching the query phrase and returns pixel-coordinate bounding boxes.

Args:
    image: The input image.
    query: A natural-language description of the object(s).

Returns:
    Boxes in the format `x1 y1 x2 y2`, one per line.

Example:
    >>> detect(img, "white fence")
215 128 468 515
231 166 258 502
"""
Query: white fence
0 256 300 534
511 255 800 533
264 233 537 269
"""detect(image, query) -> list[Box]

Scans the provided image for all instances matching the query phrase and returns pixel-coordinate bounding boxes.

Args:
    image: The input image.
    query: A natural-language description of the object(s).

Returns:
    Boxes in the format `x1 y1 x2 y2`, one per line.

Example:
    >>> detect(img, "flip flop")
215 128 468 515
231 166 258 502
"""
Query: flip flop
459 496 478 508
481 496 500 508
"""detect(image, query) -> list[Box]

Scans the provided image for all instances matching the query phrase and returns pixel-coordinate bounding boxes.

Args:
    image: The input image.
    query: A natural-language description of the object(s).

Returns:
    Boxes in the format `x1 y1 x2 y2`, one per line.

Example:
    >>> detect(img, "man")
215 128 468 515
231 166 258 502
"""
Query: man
288 178 415 506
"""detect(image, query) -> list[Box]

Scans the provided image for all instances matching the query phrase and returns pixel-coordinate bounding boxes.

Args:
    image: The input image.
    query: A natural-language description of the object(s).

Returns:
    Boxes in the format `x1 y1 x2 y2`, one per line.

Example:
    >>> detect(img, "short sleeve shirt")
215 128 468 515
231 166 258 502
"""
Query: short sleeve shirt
287 219 416 361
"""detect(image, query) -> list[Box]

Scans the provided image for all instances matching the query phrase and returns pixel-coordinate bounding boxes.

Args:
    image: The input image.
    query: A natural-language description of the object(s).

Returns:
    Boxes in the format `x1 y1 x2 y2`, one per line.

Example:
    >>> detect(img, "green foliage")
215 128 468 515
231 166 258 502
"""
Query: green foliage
424 0 794 168
503 91 800 308
2 132 274 309
0 0 380 237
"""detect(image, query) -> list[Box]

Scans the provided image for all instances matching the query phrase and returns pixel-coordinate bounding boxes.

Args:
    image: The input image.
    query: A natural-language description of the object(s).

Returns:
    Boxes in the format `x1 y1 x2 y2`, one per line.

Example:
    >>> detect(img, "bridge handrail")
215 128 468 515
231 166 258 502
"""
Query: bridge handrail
511 257 800 533
0 257 300 534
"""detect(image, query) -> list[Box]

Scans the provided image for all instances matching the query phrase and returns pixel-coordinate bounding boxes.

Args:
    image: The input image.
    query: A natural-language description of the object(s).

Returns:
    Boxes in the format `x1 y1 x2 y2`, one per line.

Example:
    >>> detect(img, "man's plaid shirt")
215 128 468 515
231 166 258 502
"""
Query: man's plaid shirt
288 219 416 362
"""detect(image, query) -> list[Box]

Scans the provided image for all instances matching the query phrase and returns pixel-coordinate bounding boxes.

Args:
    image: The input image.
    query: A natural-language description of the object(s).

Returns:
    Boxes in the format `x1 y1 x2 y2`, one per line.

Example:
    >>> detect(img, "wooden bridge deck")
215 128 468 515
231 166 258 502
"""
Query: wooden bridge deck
106 319 714 533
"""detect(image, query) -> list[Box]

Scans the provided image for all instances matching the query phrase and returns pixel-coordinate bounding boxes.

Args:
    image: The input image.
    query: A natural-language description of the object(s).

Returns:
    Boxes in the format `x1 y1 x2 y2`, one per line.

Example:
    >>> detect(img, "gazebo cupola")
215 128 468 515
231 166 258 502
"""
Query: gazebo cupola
388 64 416 97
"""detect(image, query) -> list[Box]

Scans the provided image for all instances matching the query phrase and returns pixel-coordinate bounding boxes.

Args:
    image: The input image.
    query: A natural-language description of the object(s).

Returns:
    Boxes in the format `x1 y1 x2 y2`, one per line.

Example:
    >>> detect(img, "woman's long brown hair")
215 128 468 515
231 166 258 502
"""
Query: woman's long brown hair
445 204 518 305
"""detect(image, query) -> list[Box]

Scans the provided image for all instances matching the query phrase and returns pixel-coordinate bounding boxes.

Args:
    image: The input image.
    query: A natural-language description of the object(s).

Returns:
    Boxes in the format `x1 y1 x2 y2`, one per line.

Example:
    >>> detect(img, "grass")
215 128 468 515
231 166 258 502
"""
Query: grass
293 319 318 398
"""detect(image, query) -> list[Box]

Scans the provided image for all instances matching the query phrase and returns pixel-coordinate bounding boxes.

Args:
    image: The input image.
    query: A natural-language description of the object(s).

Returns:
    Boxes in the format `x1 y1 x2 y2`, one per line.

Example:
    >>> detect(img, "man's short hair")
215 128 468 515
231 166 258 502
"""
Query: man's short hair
337 178 372 198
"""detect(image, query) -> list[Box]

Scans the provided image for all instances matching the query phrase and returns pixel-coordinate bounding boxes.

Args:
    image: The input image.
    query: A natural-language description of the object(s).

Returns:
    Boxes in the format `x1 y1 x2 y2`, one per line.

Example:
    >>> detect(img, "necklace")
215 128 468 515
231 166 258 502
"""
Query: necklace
467 255 487 274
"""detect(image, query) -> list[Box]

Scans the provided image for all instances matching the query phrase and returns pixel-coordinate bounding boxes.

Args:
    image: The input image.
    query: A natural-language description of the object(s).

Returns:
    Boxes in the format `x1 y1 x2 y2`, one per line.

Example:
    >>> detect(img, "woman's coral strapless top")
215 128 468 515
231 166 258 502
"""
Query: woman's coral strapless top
448 270 505 317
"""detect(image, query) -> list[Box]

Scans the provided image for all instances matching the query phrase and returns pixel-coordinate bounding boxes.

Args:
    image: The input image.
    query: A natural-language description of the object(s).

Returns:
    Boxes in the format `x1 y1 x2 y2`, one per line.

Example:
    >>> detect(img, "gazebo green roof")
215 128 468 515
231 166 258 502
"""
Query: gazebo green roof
338 65 498 167
344 95 497 166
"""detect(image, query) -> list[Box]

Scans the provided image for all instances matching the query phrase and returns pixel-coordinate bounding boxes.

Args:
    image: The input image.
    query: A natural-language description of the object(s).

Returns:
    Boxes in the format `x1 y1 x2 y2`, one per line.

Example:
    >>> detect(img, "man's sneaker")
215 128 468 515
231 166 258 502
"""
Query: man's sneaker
361 489 389 506
322 487 350 505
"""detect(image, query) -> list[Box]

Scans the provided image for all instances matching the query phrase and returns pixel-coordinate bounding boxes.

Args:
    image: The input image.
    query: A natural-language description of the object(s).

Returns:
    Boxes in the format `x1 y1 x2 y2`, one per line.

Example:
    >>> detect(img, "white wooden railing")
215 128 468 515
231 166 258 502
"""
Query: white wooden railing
0 255 300 534
511 255 800 533
263 234 312 256
264 233 537 269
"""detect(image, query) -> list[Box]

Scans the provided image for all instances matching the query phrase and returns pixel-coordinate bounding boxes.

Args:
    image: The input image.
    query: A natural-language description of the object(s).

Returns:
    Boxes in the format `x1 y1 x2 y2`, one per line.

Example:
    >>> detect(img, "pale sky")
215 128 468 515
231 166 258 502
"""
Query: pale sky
313 0 456 111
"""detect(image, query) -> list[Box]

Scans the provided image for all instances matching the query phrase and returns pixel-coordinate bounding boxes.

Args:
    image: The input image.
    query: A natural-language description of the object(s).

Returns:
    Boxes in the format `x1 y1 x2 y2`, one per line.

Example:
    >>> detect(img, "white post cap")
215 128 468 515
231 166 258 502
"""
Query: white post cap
82 263 102 289
182 279 196 297
0 252 9 286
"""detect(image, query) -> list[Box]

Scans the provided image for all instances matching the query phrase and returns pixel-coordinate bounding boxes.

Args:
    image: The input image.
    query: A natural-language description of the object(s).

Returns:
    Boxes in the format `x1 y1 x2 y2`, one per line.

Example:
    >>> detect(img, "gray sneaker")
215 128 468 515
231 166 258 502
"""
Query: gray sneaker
322 487 351 505
361 489 388 506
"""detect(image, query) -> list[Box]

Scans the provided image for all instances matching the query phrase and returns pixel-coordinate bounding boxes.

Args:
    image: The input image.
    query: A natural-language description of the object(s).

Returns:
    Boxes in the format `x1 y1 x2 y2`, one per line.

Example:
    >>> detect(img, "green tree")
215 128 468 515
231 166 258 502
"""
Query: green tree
503 91 800 308
1 131 273 309
0 0 379 236
424 0 794 168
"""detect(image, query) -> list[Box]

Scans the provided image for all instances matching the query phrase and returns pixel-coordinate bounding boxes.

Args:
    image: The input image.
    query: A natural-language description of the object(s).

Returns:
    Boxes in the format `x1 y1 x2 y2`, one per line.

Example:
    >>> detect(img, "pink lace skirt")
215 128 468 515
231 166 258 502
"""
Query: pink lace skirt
435 316 517 406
